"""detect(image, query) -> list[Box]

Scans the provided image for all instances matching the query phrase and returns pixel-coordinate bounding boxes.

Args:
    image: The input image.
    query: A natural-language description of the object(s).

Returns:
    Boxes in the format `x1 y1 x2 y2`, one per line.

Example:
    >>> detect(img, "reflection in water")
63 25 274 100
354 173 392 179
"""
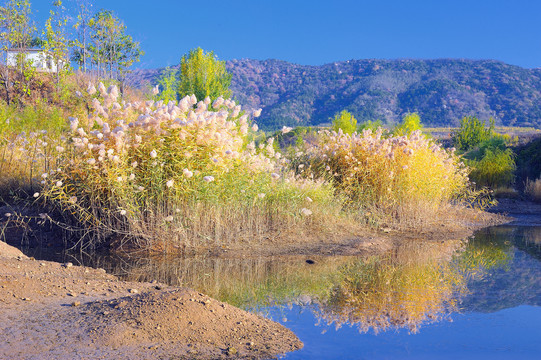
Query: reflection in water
523 226 541 246
461 226 541 313
105 255 349 308
317 252 465 334
36 227 521 335
456 227 512 279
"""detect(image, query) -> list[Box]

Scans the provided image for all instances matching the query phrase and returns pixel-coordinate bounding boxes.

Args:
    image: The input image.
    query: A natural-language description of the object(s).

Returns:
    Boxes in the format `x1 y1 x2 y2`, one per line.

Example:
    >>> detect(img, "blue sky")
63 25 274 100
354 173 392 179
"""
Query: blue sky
31 0 541 69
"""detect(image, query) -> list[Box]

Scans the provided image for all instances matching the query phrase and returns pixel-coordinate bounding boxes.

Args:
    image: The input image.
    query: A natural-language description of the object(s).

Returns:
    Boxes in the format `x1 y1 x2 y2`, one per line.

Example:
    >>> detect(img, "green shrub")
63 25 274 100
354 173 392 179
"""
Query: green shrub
393 113 422 136
0 100 67 138
331 110 357 135
467 148 515 188
358 119 384 133
462 135 508 162
154 67 179 104
452 116 494 151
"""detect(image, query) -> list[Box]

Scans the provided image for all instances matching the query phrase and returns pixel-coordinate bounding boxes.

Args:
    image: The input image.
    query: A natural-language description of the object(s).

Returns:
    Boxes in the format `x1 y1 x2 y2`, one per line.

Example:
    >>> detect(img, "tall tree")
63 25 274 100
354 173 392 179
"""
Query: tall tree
177 47 232 101
331 110 357 135
0 0 36 104
155 66 178 103
71 0 93 72
114 32 143 88
43 0 70 84
87 10 142 81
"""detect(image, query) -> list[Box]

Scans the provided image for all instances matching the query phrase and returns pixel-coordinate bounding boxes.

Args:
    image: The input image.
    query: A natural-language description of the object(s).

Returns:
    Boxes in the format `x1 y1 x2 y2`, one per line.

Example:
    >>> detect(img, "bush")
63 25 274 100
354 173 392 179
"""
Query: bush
358 119 384 133
393 113 422 136
452 116 494 151
462 136 508 162
525 178 541 202
515 137 541 189
467 148 515 188
154 67 178 104
0 100 68 138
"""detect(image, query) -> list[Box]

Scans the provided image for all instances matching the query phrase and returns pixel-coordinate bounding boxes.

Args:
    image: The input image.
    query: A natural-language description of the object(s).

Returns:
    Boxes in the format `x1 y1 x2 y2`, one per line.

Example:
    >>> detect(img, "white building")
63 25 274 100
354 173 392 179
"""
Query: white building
6 48 64 73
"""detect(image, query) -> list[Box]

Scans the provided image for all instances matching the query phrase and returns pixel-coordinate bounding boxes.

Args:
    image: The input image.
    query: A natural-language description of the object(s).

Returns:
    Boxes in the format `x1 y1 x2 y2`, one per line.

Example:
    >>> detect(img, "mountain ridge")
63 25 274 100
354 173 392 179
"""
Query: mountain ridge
127 58 541 130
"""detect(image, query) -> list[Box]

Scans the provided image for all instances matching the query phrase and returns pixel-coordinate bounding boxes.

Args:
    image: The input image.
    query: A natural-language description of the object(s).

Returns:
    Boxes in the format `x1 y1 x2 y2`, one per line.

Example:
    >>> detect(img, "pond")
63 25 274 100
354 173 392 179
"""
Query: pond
24 225 541 359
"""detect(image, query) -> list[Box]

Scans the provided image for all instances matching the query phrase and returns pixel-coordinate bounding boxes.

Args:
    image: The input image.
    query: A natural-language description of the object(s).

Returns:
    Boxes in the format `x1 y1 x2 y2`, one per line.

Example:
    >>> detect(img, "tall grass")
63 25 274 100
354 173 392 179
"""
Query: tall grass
1 85 346 251
467 148 515 189
306 128 470 227
0 101 67 137
525 178 541 202
0 78 496 252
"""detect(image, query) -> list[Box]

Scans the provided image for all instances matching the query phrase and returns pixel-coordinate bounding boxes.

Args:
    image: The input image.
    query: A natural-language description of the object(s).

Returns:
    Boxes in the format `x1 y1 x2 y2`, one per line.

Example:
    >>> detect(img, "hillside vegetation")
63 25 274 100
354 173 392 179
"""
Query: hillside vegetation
129 59 541 130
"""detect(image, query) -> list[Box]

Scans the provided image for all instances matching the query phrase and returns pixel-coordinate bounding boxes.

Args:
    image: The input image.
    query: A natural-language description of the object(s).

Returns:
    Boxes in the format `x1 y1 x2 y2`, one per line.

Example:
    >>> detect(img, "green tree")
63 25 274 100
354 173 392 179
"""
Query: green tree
42 0 70 84
0 0 36 103
177 47 232 101
452 116 494 151
86 10 142 83
71 0 93 72
358 119 384 132
331 110 357 135
155 66 178 103
114 32 143 86
394 112 422 136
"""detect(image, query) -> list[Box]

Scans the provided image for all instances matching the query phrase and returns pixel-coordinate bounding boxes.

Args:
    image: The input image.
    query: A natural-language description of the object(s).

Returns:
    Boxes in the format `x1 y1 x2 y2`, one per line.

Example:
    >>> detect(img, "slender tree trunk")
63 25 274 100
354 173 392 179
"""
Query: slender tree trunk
2 52 12 105
82 27 86 72
2 67 11 105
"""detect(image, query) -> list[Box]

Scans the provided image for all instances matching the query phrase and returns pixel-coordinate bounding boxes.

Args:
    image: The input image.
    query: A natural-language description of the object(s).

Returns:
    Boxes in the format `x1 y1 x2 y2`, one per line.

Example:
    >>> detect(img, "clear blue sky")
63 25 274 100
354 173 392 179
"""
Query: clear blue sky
31 0 541 69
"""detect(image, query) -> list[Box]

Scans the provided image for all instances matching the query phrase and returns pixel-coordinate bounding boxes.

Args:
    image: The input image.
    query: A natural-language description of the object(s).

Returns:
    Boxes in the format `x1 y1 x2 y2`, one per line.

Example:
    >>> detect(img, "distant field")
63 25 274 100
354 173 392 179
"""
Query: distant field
425 126 541 141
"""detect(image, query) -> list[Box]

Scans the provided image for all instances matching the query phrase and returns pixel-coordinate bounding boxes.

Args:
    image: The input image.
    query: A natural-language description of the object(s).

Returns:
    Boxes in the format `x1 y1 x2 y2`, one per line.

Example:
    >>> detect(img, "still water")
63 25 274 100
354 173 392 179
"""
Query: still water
26 225 541 359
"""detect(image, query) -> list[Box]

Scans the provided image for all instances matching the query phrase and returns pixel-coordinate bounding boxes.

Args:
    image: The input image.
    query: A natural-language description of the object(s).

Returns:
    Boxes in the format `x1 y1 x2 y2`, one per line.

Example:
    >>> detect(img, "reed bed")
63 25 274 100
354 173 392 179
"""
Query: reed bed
1 84 343 251
306 128 471 228
0 83 492 252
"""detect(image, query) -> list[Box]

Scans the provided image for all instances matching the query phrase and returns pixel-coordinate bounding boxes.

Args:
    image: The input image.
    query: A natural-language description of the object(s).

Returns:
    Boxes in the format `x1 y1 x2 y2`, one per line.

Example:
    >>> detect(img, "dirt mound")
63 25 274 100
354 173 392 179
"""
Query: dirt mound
83 288 302 358
0 244 302 359
0 240 27 258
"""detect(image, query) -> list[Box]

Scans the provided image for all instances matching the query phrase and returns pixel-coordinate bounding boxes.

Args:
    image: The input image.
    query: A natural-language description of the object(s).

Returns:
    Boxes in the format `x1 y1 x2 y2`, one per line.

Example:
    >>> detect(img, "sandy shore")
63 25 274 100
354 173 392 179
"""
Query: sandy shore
0 243 302 359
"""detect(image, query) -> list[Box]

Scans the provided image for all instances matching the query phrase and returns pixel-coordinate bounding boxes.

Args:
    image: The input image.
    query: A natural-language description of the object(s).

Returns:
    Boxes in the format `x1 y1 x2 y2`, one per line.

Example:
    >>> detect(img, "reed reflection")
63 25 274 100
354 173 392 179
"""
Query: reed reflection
63 234 512 334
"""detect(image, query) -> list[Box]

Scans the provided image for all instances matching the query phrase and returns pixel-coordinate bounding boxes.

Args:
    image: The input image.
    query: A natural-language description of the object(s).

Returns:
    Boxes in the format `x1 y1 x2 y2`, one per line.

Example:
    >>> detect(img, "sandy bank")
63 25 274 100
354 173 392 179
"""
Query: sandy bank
0 246 302 359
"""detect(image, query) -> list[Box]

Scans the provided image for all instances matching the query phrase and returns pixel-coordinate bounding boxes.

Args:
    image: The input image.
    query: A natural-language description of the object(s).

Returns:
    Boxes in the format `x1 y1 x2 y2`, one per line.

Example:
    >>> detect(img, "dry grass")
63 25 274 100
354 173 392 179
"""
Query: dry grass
0 85 350 252
525 178 541 202
306 128 471 229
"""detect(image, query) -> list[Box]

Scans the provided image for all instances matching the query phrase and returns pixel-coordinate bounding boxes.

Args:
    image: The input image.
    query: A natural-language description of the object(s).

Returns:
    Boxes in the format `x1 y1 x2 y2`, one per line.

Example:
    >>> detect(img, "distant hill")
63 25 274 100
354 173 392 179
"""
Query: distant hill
127 59 541 130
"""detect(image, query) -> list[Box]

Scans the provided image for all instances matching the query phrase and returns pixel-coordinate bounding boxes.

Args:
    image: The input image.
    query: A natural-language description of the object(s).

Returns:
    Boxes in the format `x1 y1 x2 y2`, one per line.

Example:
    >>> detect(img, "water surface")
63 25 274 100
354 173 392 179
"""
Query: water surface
23 225 541 359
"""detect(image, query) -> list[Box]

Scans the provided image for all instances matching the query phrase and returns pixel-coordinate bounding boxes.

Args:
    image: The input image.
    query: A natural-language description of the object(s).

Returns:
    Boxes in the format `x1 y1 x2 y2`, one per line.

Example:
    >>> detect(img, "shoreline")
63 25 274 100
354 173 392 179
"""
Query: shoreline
0 206 512 359
0 245 302 359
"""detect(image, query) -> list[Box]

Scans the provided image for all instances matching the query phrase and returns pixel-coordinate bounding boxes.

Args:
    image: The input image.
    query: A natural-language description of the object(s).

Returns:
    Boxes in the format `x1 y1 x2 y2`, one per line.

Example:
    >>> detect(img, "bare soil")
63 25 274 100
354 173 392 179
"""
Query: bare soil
0 248 302 359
